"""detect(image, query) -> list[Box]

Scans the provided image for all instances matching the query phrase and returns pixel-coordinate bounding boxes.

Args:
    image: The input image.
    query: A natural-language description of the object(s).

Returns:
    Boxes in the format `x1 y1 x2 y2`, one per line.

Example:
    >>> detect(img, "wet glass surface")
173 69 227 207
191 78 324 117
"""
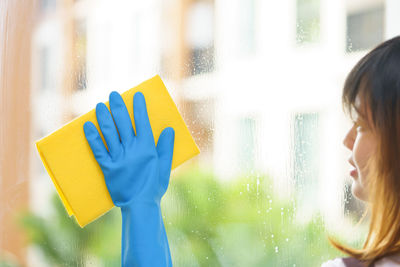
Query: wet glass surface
0 0 391 266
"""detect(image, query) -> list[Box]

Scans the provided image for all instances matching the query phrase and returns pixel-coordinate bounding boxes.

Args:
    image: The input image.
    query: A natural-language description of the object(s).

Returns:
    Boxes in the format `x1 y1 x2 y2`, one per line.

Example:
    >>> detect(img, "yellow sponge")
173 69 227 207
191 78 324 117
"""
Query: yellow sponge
35 75 200 227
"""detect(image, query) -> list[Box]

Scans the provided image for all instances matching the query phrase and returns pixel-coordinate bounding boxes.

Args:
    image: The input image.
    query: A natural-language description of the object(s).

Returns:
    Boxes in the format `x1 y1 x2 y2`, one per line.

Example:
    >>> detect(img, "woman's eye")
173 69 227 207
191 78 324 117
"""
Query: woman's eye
352 121 362 131
355 121 368 132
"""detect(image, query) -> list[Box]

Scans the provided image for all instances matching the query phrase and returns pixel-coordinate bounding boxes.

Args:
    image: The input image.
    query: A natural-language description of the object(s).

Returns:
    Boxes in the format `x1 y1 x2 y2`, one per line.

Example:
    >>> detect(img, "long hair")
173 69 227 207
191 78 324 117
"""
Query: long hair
327 35 400 266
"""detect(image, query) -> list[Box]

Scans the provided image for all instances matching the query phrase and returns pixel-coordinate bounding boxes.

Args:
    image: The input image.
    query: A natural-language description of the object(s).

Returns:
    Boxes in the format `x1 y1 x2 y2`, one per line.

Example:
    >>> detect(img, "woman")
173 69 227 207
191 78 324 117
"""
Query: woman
83 35 400 267
322 35 400 266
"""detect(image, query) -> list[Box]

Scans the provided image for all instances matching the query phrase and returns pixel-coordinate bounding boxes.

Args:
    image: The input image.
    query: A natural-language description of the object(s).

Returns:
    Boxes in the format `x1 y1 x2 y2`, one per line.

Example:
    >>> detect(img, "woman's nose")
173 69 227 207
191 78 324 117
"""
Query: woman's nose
343 127 355 150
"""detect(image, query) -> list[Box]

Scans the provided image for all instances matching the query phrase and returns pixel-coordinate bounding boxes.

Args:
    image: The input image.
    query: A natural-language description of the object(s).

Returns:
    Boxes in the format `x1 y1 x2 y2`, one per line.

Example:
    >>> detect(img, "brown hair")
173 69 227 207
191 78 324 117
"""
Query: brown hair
327 35 400 266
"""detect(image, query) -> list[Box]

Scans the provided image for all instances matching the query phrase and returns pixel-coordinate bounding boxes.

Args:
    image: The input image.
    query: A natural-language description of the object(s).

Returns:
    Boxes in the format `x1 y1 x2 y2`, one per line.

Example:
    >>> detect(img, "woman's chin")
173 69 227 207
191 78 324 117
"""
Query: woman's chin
351 181 367 202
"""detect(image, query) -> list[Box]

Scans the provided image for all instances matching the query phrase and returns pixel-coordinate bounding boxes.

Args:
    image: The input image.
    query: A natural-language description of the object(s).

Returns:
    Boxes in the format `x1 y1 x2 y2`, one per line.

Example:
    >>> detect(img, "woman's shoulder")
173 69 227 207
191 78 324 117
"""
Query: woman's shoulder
321 254 400 267
321 257 369 267
374 253 400 266
321 257 346 267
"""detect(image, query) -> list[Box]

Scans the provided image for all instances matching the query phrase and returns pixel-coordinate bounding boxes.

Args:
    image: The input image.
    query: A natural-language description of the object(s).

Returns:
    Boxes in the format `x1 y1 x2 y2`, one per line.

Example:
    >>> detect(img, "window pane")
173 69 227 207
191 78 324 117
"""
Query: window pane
1 0 392 266
346 3 384 52
296 0 320 44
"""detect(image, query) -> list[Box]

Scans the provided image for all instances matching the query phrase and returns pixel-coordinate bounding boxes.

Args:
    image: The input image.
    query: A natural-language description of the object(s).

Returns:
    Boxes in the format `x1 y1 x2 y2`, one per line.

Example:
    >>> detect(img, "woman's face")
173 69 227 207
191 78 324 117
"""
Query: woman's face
342 95 377 202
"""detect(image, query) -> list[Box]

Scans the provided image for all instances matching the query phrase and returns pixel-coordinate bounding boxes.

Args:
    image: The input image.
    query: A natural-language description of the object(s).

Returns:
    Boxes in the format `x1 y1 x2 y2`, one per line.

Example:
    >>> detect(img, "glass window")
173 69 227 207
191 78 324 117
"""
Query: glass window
238 116 257 173
74 19 87 91
186 1 215 75
346 4 384 52
292 112 320 212
296 0 320 44
39 46 52 91
1 0 389 266
40 0 57 12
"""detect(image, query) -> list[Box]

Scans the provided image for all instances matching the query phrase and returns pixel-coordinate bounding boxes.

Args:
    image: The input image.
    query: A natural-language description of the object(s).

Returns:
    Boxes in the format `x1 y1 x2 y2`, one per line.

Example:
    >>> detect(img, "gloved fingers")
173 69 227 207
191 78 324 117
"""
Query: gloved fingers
83 121 111 163
133 92 155 146
109 91 135 146
156 127 175 191
96 102 123 159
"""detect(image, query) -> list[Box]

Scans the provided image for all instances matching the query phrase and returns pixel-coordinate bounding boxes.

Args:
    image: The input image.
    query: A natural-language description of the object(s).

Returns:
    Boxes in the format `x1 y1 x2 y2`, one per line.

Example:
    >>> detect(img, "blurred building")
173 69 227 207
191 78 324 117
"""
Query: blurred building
178 0 396 229
177 0 400 236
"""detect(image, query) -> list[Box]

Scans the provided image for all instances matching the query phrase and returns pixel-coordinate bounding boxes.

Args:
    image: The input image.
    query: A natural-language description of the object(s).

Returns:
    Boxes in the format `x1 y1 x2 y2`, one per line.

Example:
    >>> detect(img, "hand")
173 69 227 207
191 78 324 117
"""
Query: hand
83 91 175 207
84 91 174 266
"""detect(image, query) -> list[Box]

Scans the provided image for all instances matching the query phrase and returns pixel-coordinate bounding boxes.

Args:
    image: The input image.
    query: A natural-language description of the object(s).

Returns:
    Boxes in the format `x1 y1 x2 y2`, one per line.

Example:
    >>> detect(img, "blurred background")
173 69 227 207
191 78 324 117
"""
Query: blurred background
1 0 399 266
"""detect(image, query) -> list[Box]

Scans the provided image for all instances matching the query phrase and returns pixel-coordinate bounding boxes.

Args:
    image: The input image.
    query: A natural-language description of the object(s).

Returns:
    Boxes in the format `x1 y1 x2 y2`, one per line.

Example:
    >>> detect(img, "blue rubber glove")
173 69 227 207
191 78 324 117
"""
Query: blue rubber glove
83 91 174 267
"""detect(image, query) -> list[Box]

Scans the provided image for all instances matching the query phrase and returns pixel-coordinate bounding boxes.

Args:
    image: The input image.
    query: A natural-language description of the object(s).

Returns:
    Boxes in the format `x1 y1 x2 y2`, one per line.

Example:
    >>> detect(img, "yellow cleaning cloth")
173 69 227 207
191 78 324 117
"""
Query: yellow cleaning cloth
35 75 200 227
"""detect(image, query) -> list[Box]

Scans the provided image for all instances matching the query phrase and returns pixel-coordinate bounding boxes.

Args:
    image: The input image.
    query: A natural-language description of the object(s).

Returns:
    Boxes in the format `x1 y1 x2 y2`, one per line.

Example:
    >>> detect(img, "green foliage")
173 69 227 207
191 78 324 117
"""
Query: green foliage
17 167 346 266
163 167 344 266
17 194 121 266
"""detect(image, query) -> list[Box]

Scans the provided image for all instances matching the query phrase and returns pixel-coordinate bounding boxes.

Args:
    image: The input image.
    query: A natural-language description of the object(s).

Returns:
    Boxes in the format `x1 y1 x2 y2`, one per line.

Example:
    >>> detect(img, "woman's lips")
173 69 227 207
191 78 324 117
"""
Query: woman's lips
350 168 358 177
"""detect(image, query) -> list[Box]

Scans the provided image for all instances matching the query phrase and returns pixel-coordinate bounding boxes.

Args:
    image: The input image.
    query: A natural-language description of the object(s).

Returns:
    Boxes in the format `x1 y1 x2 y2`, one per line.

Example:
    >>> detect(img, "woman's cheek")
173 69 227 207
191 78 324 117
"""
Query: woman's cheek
353 132 370 175
352 131 376 201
